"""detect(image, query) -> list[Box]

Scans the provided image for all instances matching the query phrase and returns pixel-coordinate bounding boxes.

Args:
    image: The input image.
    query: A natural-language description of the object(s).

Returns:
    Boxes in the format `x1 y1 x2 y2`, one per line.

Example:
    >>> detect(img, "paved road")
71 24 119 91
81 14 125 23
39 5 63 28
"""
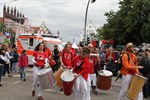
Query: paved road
0 68 149 100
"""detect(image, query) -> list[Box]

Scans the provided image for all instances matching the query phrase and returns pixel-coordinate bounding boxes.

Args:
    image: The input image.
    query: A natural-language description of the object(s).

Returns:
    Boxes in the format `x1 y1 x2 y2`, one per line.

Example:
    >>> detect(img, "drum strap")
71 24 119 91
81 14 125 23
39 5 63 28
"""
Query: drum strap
74 62 84 72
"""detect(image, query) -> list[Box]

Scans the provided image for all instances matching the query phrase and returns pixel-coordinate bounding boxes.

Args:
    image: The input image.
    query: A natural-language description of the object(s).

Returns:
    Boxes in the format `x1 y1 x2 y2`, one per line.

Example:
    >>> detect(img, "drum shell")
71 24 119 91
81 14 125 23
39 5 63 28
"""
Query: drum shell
38 68 56 89
54 67 64 88
127 74 147 100
63 80 75 95
97 70 112 90
61 70 75 96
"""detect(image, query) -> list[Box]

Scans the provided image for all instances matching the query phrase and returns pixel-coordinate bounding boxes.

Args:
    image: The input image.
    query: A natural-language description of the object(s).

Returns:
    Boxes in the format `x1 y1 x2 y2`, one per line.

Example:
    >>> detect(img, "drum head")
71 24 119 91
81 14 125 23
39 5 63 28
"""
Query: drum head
99 70 113 76
61 70 74 82
38 68 52 75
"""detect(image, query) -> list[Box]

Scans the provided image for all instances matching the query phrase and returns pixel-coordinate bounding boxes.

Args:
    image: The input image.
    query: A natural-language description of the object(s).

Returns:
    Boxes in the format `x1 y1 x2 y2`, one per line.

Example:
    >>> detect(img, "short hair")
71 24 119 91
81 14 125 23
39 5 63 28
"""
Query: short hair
82 47 90 54
54 45 58 47
145 48 150 53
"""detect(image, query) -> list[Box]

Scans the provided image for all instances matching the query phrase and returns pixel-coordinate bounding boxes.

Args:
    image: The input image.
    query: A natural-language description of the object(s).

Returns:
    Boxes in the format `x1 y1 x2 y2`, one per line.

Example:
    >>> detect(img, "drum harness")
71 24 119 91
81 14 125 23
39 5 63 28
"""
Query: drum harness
74 61 84 72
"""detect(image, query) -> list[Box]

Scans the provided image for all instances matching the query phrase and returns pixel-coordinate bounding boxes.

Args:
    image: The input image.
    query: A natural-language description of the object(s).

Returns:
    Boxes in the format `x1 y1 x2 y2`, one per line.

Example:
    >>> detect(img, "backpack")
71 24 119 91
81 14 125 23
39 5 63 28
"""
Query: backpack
118 53 130 71
115 53 130 81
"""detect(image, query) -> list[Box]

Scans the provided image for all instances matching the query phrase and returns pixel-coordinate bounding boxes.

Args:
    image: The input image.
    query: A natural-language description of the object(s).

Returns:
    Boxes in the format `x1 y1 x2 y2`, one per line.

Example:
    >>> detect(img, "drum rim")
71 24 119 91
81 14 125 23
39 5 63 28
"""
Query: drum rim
135 73 148 80
61 71 75 82
37 68 52 75
98 70 113 76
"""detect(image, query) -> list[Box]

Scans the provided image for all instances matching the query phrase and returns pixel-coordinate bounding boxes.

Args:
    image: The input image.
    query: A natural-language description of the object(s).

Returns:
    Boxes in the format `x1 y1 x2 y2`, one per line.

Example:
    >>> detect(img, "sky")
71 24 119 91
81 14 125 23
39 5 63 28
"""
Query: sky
0 0 120 44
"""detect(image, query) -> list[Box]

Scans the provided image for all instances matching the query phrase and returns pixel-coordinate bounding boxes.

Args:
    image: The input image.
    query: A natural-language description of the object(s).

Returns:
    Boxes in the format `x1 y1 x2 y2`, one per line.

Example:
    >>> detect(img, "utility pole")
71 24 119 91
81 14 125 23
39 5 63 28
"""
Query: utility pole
83 0 96 46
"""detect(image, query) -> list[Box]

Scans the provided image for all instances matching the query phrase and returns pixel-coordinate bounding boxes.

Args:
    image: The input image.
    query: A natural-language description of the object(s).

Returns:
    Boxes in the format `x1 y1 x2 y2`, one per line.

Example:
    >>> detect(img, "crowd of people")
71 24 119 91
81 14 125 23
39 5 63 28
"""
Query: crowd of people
0 41 150 100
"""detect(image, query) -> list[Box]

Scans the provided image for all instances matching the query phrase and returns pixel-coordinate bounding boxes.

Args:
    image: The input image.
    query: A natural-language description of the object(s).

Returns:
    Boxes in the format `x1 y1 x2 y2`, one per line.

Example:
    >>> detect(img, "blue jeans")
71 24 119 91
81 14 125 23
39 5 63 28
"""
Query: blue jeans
12 62 18 72
0 65 4 84
20 67 26 80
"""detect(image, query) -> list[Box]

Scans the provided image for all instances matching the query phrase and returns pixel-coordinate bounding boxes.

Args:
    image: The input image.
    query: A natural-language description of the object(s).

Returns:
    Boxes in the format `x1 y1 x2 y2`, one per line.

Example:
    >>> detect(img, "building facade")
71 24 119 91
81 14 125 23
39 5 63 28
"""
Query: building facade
80 20 97 41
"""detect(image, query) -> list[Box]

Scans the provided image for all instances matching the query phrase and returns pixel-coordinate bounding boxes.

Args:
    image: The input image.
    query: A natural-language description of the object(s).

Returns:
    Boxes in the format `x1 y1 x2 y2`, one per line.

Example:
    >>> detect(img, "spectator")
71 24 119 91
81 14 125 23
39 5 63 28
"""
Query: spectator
18 50 28 81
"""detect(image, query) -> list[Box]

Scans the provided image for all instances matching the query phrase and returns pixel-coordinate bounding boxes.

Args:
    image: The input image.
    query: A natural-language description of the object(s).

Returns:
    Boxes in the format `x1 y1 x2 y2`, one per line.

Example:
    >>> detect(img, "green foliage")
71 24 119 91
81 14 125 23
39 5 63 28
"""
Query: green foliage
0 22 6 33
0 22 15 45
97 0 150 45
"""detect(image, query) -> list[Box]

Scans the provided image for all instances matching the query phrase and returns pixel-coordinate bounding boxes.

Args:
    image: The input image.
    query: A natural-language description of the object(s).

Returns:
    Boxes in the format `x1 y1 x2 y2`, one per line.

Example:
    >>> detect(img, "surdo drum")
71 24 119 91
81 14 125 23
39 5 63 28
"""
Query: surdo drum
38 68 56 89
97 70 113 90
127 74 147 100
61 70 75 95
54 67 64 88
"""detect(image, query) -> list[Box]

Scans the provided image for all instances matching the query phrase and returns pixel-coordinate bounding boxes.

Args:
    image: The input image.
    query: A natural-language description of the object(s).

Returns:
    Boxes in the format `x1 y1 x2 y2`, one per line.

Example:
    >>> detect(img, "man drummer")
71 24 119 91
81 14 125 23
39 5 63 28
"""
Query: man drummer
87 43 98 95
72 46 91 100
118 42 143 100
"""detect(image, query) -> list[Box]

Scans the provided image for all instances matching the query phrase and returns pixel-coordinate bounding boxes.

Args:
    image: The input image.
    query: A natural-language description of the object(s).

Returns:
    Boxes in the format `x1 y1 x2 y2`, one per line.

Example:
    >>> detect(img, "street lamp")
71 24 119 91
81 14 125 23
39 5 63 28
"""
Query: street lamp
83 0 96 46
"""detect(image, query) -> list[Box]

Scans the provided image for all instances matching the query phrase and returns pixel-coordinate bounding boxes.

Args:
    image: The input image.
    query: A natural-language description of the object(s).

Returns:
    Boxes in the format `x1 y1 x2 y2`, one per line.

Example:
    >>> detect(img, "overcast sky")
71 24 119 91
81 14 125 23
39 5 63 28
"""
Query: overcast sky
0 0 120 43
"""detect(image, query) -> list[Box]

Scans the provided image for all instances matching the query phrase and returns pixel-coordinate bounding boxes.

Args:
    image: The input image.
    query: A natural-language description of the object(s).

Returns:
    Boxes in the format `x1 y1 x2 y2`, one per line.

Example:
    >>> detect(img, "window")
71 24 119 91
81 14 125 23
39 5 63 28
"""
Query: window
29 38 34 46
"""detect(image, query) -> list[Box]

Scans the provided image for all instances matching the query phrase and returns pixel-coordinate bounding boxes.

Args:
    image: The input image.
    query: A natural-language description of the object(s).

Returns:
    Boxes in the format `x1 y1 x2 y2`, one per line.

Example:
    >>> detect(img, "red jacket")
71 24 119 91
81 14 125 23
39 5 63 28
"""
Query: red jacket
72 56 90 81
18 54 28 67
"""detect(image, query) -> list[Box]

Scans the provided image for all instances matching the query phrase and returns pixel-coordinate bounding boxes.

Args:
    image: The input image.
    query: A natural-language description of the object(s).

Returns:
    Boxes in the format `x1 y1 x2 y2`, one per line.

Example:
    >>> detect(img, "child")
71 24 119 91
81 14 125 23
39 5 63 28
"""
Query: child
18 50 28 81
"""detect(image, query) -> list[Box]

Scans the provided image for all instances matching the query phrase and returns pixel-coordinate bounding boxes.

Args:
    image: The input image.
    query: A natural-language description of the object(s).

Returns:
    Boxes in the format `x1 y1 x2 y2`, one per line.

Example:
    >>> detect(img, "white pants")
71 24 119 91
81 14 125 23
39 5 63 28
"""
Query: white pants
118 74 143 100
89 74 97 86
32 67 43 97
73 75 91 100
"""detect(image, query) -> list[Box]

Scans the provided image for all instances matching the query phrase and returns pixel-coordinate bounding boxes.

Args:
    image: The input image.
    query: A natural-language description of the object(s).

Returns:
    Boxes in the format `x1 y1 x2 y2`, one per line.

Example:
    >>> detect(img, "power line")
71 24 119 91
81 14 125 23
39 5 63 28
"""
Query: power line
18 0 84 10
0 0 19 5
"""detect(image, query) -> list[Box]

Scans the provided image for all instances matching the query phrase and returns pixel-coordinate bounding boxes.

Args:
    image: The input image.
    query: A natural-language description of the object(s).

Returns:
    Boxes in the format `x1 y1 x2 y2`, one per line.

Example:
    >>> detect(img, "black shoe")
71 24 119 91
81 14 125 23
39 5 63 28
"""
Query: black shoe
38 96 44 100
59 88 63 92
144 96 148 98
0 84 2 87
32 91 35 97
93 90 98 95
23 79 26 81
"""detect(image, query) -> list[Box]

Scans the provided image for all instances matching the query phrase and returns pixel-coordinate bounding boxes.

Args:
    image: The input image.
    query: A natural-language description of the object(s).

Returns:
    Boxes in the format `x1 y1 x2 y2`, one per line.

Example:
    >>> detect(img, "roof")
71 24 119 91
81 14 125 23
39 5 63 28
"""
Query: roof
31 27 40 31
0 17 4 23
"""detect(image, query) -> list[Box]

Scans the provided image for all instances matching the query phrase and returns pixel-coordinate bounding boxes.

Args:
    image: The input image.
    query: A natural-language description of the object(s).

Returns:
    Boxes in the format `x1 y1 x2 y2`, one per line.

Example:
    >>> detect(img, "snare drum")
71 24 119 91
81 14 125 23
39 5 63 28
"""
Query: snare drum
54 67 64 88
97 70 113 90
127 74 147 100
38 68 56 89
61 70 75 95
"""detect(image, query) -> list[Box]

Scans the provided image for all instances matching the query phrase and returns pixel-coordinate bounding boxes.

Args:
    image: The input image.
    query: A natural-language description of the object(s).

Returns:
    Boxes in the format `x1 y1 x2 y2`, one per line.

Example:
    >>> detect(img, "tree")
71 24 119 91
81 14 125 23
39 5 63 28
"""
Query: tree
97 0 150 45
0 22 6 33
0 22 16 45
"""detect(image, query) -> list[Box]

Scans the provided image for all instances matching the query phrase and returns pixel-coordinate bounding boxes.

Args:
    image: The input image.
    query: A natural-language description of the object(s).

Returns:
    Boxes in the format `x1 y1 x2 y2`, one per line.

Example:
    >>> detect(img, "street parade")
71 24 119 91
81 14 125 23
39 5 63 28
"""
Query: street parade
0 0 150 100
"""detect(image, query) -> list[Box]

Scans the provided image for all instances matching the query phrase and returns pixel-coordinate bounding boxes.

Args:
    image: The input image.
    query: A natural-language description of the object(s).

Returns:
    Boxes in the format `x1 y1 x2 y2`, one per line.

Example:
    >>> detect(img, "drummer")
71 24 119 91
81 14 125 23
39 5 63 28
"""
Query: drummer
118 42 143 100
59 43 74 91
72 46 91 100
60 43 74 69
87 43 98 95
42 40 52 59
31 43 48 100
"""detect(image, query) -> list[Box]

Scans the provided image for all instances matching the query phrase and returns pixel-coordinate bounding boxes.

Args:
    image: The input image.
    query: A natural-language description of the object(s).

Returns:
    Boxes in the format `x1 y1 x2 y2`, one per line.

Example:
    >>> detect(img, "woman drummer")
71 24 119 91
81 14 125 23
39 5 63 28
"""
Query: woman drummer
31 43 48 100
72 46 91 100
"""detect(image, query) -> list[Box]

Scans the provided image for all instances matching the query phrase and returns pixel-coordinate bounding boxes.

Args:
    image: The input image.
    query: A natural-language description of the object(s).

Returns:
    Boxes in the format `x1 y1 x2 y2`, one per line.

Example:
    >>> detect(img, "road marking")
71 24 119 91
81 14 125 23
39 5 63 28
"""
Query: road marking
3 74 32 78
11 81 21 84
12 74 32 78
